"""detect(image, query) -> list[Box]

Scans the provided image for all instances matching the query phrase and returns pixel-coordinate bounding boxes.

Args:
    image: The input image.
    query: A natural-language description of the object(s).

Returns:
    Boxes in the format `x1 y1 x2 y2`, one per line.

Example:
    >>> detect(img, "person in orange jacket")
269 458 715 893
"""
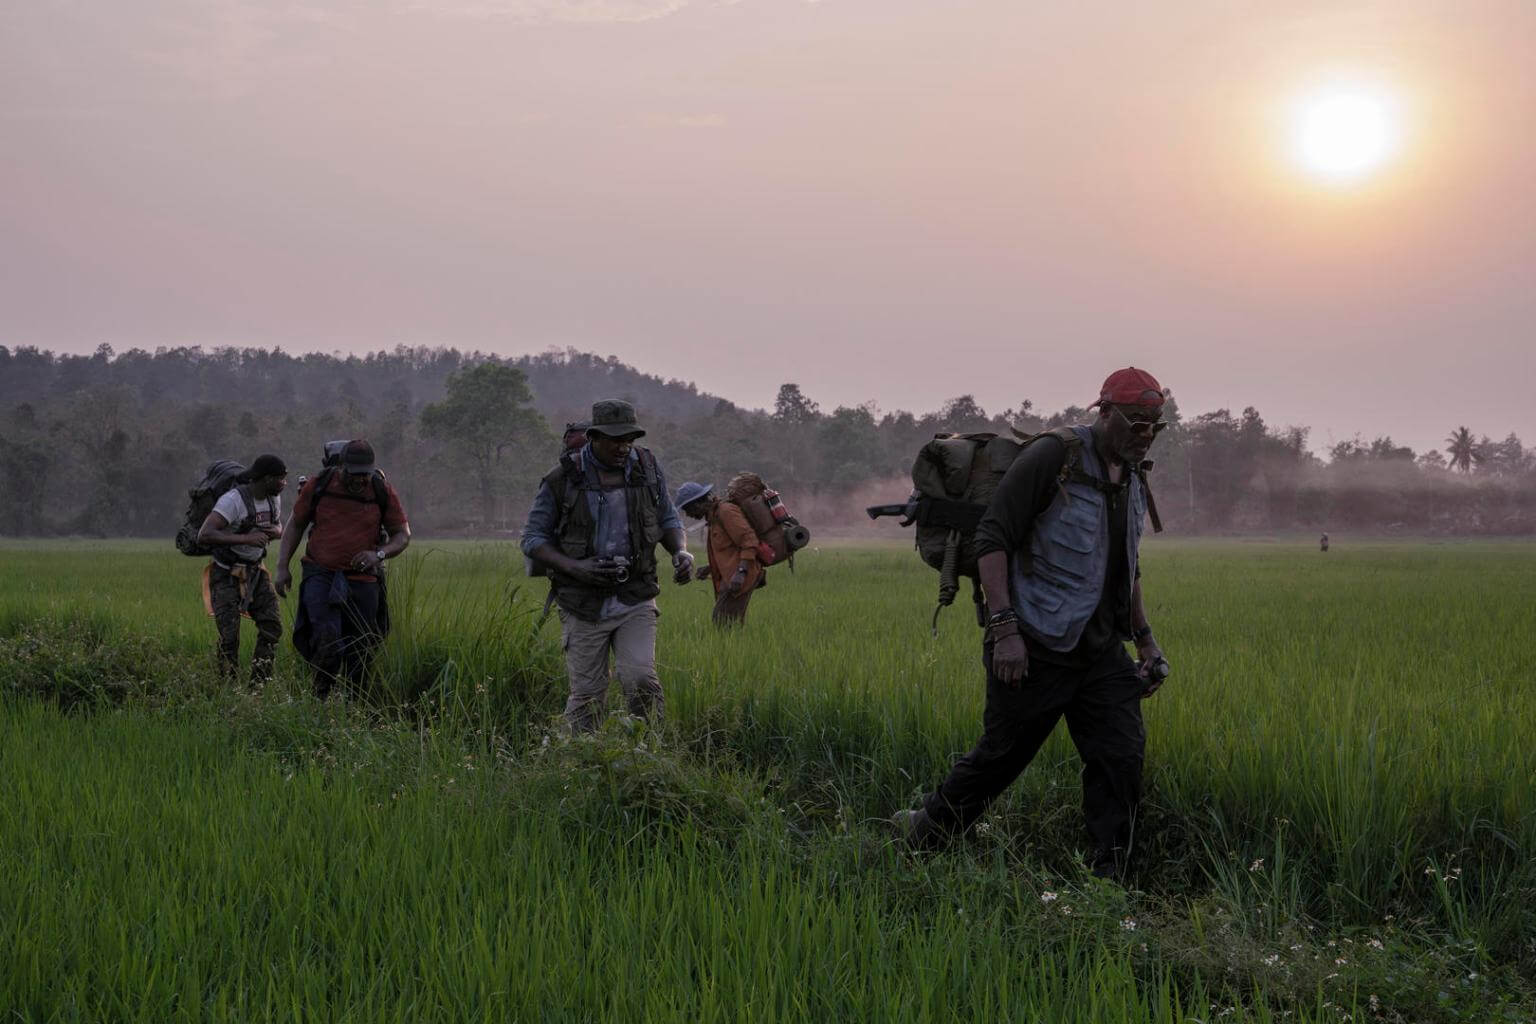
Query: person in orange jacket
676 481 764 627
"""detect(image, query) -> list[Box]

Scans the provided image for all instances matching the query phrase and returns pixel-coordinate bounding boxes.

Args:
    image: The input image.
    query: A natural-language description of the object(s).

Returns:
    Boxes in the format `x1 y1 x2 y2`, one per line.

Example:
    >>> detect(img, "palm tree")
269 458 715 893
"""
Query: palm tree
1445 426 1477 473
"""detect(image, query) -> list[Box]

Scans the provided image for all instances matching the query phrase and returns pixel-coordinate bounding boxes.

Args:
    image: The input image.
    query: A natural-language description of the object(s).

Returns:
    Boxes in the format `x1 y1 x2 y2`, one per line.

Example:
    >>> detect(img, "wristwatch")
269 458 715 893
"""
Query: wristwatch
1131 624 1155 645
374 549 386 564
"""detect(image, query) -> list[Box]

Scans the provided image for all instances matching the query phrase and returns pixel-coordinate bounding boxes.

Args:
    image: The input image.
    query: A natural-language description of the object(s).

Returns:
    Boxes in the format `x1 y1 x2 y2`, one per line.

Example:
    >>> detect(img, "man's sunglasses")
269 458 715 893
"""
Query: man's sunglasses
1111 405 1168 437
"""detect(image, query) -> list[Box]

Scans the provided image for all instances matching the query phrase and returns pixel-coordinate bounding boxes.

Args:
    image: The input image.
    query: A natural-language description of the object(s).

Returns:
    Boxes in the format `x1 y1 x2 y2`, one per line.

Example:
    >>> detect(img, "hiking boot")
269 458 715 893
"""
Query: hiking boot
1088 846 1130 882
890 807 942 851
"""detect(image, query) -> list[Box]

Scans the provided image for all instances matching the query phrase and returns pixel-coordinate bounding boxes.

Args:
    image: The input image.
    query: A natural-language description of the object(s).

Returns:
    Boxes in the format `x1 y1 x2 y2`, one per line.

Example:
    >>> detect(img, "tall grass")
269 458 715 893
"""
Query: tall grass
2 538 1533 1020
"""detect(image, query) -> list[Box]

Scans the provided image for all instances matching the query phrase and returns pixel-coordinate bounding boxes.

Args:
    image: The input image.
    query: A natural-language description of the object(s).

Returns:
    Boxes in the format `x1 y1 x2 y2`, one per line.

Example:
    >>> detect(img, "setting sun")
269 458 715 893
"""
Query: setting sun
1288 83 1405 185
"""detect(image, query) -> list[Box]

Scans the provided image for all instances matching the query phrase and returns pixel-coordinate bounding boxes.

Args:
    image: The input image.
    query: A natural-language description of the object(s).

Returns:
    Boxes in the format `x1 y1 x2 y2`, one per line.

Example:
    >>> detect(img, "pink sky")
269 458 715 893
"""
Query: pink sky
3 0 1533 456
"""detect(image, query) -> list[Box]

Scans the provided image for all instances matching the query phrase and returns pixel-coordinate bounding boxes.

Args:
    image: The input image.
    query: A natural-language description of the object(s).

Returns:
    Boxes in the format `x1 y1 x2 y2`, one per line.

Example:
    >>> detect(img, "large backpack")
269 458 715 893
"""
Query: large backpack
174 460 247 557
724 472 810 567
888 427 1162 631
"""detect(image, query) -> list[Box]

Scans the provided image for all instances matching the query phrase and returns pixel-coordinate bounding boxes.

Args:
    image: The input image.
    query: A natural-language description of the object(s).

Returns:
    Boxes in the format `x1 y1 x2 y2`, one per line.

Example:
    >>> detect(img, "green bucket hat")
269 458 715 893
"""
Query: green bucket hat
587 399 646 439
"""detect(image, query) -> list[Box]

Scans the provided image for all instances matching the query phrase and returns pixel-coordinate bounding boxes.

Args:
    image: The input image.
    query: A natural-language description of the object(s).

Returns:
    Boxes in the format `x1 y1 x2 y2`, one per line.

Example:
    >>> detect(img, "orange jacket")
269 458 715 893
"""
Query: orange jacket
705 500 764 595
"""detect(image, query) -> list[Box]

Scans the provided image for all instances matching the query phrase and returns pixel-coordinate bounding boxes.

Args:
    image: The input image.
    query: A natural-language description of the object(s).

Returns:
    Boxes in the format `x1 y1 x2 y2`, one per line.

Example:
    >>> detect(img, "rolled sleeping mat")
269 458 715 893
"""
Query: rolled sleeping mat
783 524 810 551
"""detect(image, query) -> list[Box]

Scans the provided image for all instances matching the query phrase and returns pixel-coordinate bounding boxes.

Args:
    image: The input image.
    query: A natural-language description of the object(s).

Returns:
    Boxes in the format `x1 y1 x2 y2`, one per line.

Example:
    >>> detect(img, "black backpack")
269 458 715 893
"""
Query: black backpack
175 460 246 557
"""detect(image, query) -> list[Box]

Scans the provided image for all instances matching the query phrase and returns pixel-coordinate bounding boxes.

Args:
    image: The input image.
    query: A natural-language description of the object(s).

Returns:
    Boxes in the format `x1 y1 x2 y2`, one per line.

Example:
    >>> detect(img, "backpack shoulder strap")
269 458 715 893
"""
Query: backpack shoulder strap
1050 427 1120 496
547 451 586 521
307 467 338 518
371 471 389 515
1136 463 1164 534
634 447 662 504
236 484 258 529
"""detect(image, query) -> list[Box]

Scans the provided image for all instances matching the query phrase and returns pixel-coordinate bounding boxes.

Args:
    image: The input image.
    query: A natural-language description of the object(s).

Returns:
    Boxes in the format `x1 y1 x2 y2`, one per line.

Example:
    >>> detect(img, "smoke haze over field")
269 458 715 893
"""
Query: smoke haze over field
3 1 1535 457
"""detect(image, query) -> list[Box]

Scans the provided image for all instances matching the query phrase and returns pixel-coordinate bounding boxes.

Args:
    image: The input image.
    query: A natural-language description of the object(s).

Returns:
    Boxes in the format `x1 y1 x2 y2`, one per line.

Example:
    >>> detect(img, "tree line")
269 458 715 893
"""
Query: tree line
1 344 1532 537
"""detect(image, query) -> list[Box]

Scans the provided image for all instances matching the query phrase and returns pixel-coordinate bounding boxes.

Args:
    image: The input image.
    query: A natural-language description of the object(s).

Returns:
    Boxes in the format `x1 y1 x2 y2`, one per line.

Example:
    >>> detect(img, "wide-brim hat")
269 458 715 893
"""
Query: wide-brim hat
587 399 646 439
675 481 714 509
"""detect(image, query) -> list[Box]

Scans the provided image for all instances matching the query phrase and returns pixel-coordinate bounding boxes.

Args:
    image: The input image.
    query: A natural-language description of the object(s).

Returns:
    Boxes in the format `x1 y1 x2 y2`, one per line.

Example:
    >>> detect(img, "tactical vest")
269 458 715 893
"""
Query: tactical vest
544 447 665 622
1012 425 1149 652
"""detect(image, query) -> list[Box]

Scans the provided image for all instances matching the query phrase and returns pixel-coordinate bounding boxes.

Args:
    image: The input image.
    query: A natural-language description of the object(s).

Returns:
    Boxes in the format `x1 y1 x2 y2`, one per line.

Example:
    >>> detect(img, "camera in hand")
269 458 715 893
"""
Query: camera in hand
598 555 630 584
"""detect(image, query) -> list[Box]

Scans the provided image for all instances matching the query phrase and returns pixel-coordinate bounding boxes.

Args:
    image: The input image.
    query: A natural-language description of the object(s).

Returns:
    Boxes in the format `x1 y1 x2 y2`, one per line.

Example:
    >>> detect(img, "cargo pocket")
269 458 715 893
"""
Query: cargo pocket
1021 585 1067 614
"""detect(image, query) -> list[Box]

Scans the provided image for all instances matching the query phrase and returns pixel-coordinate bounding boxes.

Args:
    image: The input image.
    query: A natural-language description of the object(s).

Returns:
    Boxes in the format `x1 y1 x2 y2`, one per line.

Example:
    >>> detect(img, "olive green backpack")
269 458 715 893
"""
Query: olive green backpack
899 427 1162 631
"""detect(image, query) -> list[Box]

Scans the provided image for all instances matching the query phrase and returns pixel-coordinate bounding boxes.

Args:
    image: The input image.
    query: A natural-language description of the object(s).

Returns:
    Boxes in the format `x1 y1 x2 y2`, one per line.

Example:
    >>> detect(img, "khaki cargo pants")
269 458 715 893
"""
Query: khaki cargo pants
559 601 662 732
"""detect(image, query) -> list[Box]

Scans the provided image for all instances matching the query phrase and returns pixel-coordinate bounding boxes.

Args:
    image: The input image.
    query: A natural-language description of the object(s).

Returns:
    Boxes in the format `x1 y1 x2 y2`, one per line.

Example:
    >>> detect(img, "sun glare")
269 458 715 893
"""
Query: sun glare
1288 83 1404 186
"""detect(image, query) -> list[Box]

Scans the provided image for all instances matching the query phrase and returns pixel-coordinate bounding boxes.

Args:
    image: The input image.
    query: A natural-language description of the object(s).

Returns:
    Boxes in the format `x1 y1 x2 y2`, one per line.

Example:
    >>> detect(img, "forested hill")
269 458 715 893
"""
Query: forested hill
1 344 1533 538
0 345 732 428
0 344 741 537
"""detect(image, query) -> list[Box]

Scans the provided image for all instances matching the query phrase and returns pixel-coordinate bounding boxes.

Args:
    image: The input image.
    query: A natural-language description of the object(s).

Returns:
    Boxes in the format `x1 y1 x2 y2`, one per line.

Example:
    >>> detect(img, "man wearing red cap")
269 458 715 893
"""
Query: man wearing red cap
894 367 1171 880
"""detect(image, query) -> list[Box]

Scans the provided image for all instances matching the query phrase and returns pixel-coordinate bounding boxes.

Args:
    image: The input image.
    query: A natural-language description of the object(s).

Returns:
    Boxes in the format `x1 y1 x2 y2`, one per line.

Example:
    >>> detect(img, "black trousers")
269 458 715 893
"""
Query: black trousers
297 572 383 699
922 641 1146 863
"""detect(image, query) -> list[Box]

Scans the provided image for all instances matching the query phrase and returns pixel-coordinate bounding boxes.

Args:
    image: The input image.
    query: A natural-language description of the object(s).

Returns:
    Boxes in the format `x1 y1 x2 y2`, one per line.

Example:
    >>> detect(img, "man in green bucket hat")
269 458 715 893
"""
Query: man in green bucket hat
521 399 696 731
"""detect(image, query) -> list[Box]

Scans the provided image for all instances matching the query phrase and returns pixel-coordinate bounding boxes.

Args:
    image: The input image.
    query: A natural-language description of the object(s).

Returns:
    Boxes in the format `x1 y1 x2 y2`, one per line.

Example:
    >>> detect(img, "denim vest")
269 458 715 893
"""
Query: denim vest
1010 425 1148 652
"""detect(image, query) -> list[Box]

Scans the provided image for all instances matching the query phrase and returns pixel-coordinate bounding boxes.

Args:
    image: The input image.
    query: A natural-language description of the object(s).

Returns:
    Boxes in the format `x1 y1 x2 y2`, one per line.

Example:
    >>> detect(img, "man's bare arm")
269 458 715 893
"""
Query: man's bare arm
1130 578 1168 696
197 511 269 548
272 511 308 597
274 514 304 574
1131 577 1151 638
978 550 1029 684
977 550 1012 614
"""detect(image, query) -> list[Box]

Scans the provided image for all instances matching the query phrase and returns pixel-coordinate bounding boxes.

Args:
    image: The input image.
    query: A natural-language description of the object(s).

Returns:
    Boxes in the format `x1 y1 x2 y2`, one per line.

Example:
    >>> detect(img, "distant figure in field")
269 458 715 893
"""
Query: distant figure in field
892 367 1173 881
561 421 590 453
274 440 411 699
1320 532 1330 552
677 480 765 628
196 453 288 688
521 400 695 732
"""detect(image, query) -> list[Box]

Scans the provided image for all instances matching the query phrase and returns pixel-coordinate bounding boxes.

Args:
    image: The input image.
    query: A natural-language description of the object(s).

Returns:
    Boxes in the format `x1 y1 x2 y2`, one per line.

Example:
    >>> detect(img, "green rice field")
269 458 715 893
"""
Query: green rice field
2 538 1534 1022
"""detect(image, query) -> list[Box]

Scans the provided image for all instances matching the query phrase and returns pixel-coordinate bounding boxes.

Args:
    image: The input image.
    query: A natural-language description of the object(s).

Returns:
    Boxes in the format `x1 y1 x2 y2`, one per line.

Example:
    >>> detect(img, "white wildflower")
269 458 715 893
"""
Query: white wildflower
1040 891 1058 903
1120 918 1137 931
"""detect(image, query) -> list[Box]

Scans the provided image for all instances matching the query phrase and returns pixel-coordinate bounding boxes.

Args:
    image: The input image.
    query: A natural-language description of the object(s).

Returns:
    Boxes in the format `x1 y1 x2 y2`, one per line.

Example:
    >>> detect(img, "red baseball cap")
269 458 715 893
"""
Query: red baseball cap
1094 367 1166 409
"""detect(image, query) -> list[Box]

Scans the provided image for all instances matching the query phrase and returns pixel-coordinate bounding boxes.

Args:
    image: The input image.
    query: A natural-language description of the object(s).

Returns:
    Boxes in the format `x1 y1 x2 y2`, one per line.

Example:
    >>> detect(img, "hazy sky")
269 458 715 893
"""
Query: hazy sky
3 0 1533 456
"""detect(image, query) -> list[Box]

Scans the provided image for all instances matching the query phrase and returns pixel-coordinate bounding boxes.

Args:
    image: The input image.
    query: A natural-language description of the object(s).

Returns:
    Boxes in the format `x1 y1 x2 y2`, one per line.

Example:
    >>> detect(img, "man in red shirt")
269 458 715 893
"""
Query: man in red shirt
275 439 411 698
